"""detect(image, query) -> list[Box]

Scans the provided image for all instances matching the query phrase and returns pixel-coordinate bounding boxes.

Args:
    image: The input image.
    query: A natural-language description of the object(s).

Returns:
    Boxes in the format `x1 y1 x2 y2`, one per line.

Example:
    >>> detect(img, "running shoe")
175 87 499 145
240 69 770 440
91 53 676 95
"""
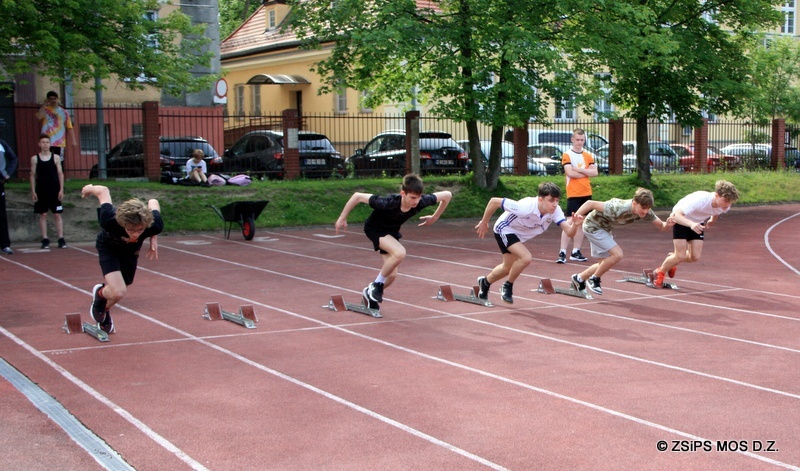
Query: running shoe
58 238 68 249
570 250 588 262
362 287 381 312
654 269 665 289
366 282 384 303
571 273 586 292
587 276 603 295
41 238 50 249
99 311 114 334
477 276 490 300
91 284 107 323
500 281 513 304
556 251 567 264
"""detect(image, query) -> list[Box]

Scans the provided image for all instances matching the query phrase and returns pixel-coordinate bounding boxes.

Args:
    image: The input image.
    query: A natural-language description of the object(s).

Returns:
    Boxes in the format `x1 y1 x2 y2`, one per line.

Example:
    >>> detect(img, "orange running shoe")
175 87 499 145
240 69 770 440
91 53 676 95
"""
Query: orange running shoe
668 265 677 278
654 269 665 289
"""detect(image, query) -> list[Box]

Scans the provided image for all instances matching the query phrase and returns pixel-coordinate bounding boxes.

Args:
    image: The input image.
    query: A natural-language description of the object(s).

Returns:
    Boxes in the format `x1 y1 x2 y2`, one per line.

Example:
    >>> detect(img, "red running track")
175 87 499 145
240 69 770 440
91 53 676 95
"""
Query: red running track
1 204 799 470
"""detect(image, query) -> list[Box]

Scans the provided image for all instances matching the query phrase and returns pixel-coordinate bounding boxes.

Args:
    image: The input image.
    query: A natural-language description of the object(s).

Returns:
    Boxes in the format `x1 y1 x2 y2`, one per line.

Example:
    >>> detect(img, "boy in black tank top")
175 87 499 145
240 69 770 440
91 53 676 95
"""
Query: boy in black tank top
29 134 67 249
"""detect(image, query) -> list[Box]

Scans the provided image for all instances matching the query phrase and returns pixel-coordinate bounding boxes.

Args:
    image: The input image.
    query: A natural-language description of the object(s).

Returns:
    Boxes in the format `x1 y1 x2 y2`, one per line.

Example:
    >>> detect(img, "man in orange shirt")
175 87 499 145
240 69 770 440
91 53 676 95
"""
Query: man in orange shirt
557 128 598 264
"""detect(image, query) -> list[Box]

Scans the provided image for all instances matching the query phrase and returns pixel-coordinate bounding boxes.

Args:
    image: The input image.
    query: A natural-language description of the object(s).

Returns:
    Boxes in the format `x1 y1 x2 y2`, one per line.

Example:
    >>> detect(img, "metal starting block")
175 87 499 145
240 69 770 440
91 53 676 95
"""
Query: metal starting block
618 269 679 290
204 303 258 328
436 285 493 307
323 294 382 318
536 279 593 299
63 313 109 342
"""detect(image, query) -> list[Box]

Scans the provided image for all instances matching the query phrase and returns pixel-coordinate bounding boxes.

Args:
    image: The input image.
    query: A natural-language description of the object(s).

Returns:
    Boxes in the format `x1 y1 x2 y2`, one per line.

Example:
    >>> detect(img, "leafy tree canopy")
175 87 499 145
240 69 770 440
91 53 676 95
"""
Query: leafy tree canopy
1 0 214 95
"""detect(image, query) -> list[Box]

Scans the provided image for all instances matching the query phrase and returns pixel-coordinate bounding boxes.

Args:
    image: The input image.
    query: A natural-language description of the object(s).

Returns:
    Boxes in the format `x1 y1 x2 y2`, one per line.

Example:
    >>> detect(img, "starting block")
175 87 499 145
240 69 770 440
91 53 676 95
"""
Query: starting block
436 285 493 307
618 269 679 290
535 278 593 299
204 303 258 328
323 294 382 318
63 313 109 342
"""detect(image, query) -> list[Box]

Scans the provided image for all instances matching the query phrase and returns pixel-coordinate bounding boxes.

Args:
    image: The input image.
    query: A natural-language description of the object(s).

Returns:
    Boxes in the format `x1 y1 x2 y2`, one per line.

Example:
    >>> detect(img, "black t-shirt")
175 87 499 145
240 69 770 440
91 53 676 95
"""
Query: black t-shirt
96 203 164 254
364 193 438 232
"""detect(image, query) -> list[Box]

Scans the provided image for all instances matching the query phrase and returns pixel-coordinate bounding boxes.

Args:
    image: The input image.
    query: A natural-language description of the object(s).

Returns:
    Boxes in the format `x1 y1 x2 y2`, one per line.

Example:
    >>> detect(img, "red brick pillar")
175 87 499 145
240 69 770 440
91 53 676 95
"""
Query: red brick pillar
608 119 624 175
771 119 786 169
694 118 709 173
512 126 527 176
282 109 300 179
142 101 161 182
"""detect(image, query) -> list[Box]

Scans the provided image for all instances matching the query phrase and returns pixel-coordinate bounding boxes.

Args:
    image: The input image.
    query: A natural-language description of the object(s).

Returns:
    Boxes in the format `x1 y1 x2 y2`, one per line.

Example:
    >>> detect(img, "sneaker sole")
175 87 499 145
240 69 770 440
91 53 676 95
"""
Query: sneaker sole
569 257 587 262
556 259 566 264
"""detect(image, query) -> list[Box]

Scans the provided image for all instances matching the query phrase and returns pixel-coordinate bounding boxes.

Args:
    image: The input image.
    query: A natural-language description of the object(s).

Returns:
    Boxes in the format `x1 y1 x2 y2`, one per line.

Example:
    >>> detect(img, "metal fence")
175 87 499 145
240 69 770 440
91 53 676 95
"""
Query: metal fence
3 101 798 181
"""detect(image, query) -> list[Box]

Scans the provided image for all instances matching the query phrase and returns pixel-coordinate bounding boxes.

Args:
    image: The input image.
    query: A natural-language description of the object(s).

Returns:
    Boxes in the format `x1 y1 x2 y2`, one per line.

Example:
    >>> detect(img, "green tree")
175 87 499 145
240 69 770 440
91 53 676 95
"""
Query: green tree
1 0 214 96
220 0 261 39
739 34 800 124
287 0 576 189
565 0 780 184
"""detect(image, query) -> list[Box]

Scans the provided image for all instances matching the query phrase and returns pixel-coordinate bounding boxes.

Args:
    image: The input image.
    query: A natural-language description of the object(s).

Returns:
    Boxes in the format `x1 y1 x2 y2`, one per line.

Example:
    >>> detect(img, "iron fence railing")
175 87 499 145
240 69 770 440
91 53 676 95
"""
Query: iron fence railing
3 102 797 180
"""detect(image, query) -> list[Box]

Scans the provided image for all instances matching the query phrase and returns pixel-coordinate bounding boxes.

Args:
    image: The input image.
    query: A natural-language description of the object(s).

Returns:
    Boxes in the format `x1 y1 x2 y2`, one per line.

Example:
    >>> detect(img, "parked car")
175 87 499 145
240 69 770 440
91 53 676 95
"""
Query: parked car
89 136 221 179
670 144 740 172
595 141 680 172
224 130 344 179
458 140 547 176
718 143 800 170
348 130 468 176
504 129 608 153
593 146 637 174
526 143 571 175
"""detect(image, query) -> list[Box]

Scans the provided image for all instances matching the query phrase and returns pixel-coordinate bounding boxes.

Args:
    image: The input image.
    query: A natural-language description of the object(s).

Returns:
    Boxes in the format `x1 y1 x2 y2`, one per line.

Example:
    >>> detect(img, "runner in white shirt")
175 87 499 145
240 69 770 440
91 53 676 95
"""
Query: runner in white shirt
474 182 582 304
653 180 739 288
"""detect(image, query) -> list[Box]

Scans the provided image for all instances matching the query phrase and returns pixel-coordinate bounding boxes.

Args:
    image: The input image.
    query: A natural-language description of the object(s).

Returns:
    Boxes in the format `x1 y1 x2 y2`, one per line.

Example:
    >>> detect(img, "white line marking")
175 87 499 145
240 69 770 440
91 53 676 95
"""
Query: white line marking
764 211 800 276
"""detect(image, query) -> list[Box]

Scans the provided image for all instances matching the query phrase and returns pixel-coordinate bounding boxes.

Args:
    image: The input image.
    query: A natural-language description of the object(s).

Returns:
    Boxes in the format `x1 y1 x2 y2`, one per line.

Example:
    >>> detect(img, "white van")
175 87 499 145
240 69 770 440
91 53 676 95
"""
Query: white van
504 129 608 152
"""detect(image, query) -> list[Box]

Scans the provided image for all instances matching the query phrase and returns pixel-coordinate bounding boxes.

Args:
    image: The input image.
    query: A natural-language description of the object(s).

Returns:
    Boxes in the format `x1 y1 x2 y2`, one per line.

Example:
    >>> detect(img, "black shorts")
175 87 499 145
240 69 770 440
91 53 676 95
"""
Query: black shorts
673 223 705 241
494 232 521 254
97 244 140 286
565 195 591 216
33 195 63 214
364 227 402 254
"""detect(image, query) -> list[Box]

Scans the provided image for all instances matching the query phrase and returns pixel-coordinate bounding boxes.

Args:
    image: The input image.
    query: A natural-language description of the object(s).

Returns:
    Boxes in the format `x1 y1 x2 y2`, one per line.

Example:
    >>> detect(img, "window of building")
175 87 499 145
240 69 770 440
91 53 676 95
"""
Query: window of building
782 1 795 34
236 84 245 118
335 87 347 113
555 97 576 121
359 90 373 113
252 85 262 116
268 10 276 29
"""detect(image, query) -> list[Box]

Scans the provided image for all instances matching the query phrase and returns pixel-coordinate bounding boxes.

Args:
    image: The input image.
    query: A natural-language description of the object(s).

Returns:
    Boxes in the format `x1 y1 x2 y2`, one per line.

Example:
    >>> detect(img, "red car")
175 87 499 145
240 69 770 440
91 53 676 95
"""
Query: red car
670 144 740 172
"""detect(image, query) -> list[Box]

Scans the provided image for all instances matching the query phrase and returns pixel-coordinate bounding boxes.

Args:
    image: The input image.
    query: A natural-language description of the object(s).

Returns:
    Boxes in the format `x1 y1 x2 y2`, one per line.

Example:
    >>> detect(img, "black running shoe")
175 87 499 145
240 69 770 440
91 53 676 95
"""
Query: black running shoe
362 287 380 311
570 249 587 262
477 276 490 300
366 282 384 303
587 276 603 295
58 238 68 249
556 251 567 264
571 274 586 291
41 238 50 250
500 281 513 304
99 311 114 334
91 284 107 323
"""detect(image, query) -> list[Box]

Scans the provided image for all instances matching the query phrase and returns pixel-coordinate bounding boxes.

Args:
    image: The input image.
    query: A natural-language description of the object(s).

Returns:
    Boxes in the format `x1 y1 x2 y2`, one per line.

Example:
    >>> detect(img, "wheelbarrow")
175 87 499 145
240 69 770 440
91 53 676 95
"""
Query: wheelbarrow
210 200 269 240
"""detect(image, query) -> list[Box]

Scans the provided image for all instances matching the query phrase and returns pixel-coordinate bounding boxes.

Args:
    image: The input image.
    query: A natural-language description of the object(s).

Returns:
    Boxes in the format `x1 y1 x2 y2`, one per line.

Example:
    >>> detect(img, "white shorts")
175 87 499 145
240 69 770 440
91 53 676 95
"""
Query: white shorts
584 229 617 259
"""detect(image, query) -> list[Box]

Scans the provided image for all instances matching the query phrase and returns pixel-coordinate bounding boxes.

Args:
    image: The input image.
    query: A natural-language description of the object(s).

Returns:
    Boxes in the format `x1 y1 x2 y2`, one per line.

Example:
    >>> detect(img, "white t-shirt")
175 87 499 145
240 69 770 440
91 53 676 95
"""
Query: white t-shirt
673 191 729 224
493 197 566 243
185 159 207 176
